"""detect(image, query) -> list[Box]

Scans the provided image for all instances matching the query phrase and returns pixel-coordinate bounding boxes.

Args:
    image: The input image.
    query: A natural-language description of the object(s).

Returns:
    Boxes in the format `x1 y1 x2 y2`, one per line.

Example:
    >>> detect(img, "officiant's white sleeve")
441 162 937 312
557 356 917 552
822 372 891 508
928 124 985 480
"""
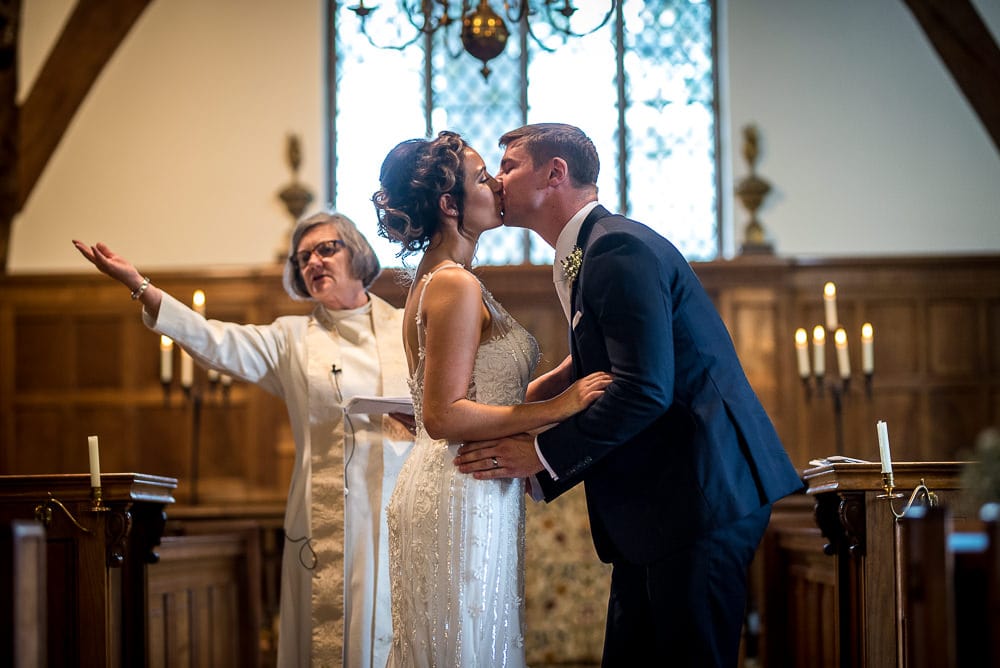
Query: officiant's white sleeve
142 292 289 396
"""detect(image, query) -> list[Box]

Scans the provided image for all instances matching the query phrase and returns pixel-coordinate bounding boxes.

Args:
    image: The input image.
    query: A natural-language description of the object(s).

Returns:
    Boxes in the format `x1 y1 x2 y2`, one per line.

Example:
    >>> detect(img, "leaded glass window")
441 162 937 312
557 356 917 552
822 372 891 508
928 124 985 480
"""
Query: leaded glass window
330 0 719 266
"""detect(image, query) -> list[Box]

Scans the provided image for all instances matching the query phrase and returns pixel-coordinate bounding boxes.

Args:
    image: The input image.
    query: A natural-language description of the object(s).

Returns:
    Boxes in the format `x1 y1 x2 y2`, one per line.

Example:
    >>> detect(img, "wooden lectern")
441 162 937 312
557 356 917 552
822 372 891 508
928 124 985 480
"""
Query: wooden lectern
0 473 177 667
803 462 966 668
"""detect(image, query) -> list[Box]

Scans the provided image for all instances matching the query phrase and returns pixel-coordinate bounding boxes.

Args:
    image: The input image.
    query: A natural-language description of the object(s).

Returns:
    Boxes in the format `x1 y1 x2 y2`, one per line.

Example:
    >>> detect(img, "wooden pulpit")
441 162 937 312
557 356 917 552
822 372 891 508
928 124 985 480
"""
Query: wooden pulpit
0 473 177 667
803 462 967 668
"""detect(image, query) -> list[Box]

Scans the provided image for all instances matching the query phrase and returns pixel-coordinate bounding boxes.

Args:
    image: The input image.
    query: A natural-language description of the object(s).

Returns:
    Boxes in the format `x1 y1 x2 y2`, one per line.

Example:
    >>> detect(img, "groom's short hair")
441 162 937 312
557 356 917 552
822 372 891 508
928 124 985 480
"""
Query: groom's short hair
499 123 599 187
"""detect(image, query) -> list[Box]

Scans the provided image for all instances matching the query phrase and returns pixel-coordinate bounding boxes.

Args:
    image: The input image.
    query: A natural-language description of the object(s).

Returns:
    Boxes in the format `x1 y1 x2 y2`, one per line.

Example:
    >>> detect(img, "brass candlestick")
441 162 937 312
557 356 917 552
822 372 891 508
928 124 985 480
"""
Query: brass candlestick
90 485 109 512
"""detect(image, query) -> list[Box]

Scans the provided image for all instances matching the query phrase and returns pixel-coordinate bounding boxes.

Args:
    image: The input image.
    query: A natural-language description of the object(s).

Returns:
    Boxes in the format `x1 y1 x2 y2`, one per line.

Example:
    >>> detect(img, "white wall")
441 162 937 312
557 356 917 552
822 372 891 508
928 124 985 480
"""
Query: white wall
724 0 1000 257
8 0 999 272
10 0 323 273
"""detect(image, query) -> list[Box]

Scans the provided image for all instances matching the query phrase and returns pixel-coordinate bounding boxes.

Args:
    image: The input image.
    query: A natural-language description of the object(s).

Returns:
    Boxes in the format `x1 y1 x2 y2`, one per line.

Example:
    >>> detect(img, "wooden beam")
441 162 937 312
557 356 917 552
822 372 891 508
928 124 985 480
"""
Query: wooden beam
903 0 1000 152
17 0 152 211
0 0 21 273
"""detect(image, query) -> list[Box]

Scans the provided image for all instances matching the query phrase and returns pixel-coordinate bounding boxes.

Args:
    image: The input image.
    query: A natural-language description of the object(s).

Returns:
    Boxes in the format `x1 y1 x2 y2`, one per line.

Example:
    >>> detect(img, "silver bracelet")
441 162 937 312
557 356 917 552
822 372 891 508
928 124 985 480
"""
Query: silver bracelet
130 276 151 300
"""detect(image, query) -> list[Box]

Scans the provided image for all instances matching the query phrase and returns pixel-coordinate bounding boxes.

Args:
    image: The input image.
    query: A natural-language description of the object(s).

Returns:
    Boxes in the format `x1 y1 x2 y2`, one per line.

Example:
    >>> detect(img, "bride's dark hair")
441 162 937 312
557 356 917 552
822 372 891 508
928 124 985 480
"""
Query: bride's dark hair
373 131 468 257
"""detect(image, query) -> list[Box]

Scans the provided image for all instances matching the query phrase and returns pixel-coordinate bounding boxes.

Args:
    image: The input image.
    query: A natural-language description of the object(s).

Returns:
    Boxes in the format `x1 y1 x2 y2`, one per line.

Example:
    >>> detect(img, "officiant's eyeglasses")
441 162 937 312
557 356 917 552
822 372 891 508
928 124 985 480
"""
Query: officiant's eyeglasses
290 239 346 269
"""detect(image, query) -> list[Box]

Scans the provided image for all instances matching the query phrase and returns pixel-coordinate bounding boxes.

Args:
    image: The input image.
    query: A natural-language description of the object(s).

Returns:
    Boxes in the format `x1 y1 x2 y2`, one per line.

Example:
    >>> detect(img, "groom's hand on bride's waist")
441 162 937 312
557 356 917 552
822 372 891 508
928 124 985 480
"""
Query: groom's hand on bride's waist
455 433 543 480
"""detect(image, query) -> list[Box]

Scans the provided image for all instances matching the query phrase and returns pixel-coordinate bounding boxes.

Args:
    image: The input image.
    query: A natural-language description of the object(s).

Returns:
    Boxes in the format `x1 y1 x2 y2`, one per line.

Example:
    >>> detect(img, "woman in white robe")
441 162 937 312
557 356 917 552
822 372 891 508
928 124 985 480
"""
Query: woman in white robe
74 211 412 667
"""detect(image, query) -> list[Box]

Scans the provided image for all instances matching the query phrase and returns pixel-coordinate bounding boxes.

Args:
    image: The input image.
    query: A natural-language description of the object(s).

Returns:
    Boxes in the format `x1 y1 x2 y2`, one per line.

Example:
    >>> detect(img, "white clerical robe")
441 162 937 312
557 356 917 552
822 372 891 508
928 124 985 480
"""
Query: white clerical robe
144 292 411 667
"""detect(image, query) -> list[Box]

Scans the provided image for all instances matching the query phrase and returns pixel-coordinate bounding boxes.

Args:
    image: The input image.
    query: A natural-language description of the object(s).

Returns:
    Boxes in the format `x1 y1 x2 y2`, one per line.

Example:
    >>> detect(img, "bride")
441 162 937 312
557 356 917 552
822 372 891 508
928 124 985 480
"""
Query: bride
372 131 610 667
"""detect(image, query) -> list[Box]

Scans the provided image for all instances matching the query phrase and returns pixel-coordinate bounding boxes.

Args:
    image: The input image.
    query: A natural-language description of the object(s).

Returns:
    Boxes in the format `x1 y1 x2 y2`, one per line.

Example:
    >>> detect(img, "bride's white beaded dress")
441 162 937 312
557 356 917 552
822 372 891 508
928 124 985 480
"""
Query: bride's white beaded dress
386 263 539 667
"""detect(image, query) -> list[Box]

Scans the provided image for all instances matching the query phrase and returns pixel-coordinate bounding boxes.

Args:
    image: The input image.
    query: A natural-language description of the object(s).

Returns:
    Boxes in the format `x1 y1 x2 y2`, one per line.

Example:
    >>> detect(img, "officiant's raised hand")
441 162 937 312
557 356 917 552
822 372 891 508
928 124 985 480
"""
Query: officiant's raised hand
454 432 541 480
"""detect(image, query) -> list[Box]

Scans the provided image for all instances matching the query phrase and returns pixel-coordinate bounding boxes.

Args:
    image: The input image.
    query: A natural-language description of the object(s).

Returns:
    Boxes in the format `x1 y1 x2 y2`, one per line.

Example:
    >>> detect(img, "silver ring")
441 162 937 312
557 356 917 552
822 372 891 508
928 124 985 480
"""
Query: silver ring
491 456 500 469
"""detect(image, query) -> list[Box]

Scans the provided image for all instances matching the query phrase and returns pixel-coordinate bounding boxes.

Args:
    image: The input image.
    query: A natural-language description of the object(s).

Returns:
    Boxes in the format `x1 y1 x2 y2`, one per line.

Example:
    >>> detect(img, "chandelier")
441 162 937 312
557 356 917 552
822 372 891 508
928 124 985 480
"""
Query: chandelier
346 1 616 79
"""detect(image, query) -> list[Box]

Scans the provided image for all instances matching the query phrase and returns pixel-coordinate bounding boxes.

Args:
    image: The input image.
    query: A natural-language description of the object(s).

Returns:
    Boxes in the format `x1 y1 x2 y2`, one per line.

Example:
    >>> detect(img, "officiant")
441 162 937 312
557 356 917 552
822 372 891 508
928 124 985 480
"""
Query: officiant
73 210 412 668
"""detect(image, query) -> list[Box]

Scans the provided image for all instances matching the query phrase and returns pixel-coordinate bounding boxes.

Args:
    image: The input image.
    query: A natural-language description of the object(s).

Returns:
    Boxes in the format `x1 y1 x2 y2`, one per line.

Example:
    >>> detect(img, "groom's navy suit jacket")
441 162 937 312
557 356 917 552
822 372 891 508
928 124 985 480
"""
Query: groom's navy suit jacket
536 206 804 565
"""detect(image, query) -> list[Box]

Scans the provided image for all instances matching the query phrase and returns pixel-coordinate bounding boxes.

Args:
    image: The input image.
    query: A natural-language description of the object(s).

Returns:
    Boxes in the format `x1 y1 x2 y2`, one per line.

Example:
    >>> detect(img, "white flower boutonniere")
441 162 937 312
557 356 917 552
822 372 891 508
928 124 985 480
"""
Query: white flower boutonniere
560 246 583 285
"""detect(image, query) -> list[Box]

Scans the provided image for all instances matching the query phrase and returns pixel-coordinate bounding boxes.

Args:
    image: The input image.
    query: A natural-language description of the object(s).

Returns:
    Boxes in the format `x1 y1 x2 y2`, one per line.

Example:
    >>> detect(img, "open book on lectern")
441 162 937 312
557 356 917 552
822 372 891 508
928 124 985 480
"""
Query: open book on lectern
343 396 414 416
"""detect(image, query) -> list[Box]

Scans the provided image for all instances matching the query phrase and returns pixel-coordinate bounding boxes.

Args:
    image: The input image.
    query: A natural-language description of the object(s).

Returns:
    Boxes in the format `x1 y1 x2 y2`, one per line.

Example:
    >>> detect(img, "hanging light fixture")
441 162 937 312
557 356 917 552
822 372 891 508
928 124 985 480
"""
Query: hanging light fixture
347 1 615 80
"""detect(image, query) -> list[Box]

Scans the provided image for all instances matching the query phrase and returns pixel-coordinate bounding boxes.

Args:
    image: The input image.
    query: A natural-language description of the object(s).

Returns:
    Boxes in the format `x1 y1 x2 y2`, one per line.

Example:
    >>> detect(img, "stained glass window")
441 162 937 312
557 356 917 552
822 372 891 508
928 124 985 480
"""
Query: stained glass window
330 0 719 266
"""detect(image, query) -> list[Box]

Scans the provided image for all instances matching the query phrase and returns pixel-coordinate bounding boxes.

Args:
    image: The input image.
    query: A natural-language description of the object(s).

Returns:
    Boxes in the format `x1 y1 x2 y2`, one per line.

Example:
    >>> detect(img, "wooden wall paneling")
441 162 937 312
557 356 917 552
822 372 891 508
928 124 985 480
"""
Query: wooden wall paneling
3 256 1000 497
75 314 124 389
927 386 990 461
14 313 72 392
147 531 261 667
988 298 1000 376
11 405 71 473
927 298 980 377
869 388 923 462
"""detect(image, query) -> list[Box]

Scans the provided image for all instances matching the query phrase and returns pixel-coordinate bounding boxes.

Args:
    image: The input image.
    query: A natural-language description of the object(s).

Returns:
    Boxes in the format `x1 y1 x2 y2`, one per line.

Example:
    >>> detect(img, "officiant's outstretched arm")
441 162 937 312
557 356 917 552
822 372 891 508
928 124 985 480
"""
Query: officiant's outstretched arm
454 123 804 668
75 212 414 667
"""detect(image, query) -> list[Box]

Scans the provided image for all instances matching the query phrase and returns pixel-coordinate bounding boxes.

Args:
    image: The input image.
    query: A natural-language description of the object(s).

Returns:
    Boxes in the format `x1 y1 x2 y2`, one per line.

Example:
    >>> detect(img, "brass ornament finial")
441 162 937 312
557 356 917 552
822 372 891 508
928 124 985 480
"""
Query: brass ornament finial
735 124 774 255
276 134 315 262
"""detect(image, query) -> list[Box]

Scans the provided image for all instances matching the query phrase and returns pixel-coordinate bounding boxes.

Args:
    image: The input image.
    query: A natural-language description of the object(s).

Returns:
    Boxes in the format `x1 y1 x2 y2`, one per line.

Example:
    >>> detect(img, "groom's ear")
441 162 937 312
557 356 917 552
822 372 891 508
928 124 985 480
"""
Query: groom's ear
547 157 570 186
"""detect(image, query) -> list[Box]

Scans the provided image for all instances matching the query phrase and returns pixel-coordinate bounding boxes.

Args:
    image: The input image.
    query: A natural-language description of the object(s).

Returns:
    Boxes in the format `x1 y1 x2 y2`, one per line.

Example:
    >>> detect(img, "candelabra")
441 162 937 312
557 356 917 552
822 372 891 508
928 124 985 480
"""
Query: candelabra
795 282 874 453
157 291 234 504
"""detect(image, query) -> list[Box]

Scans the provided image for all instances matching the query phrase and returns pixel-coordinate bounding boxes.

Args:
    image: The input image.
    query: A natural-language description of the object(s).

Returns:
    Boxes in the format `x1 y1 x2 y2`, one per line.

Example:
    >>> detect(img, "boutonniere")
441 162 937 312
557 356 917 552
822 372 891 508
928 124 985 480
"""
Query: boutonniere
560 246 583 285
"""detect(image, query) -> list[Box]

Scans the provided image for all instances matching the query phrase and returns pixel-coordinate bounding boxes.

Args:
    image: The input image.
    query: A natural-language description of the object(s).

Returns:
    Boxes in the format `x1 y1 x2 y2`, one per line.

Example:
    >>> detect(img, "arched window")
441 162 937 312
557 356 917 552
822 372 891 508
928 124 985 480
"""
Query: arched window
328 0 719 265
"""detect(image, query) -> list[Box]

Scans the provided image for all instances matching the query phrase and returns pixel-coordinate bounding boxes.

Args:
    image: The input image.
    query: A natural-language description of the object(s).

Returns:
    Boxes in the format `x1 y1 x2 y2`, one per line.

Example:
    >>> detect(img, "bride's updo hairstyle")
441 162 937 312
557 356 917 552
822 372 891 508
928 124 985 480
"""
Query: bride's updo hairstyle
373 131 468 257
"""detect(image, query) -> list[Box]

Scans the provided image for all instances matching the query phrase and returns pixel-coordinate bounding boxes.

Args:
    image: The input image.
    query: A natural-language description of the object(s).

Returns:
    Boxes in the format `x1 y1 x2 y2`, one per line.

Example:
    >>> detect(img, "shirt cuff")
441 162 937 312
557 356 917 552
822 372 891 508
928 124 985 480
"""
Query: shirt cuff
534 434 559 481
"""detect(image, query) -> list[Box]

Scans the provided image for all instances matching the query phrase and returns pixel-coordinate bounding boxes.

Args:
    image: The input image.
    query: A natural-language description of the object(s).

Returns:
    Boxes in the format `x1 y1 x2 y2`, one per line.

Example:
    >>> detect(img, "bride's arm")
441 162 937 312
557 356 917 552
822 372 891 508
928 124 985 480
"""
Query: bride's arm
525 354 573 402
419 270 608 442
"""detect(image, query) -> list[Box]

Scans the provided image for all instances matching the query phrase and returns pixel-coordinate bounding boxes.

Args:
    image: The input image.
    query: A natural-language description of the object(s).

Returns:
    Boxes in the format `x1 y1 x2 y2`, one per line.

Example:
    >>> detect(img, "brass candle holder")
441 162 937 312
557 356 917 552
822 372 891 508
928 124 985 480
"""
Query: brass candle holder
879 472 939 519
90 485 109 512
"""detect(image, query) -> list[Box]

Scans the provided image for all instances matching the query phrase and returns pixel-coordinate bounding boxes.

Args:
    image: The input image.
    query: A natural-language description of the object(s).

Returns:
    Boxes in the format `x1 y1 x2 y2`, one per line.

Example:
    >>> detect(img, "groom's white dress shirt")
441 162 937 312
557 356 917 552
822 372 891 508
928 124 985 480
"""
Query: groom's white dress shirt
534 201 601 485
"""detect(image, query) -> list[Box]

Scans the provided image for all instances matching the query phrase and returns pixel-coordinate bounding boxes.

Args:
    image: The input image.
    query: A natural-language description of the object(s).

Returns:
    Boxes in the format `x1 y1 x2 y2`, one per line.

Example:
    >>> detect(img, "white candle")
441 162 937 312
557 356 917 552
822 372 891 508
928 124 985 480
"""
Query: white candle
88 435 101 487
823 282 839 330
794 328 810 378
861 322 874 374
812 325 826 377
160 335 173 384
876 420 893 474
193 290 219 382
834 328 850 379
180 350 193 389
192 290 206 317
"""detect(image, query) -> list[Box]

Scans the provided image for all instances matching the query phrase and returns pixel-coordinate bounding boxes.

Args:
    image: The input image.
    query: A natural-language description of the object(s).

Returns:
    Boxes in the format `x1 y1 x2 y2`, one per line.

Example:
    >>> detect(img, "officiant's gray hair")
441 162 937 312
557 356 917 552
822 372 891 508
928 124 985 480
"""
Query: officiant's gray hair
283 211 382 300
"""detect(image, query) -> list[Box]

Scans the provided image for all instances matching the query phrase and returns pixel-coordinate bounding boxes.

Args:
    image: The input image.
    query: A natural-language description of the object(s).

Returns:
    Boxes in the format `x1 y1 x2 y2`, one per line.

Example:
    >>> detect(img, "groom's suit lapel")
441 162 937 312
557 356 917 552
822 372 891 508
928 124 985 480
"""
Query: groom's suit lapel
569 204 611 311
568 205 610 377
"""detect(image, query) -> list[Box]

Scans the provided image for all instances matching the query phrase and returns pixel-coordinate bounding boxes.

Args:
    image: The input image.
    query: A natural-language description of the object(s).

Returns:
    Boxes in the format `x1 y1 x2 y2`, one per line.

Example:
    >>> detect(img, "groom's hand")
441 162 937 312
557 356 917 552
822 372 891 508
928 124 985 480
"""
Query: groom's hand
454 433 543 480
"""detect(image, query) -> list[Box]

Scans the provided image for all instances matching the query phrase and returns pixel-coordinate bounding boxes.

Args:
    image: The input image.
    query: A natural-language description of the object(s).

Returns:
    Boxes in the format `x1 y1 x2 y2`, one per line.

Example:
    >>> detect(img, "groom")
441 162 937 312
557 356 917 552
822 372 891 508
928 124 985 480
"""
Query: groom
455 123 804 667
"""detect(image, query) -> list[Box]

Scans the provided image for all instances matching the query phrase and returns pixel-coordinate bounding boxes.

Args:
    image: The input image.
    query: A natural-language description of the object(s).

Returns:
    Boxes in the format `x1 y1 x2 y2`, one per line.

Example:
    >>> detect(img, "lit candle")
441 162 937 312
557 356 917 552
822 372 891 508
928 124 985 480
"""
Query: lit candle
160 335 173 384
193 290 219 382
794 328 810 378
88 435 101 488
180 349 193 389
861 322 874 374
823 282 839 330
834 328 850 379
192 290 206 316
812 325 826 378
876 420 892 474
